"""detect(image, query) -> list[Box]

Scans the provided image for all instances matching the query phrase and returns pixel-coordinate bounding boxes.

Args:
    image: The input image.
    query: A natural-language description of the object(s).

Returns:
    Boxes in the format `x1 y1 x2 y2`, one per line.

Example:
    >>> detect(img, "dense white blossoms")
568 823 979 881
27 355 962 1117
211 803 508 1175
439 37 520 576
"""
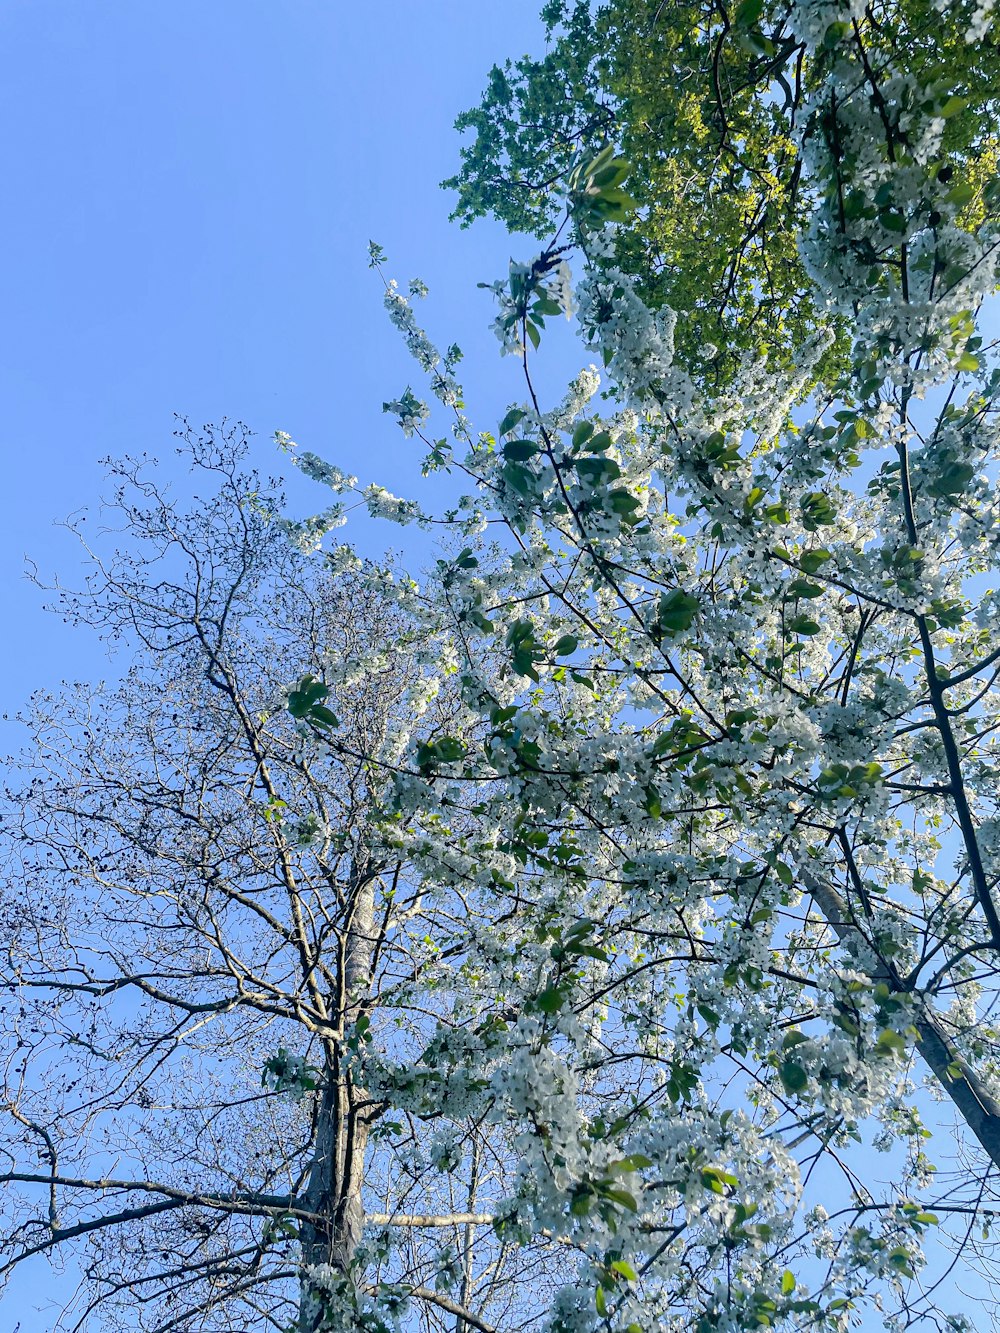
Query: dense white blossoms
286 1 1000 1329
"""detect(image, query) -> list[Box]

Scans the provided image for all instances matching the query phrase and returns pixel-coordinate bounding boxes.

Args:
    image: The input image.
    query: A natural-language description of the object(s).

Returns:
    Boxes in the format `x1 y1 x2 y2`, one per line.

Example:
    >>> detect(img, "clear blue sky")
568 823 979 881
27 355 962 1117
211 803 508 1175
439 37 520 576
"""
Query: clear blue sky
0 0 585 716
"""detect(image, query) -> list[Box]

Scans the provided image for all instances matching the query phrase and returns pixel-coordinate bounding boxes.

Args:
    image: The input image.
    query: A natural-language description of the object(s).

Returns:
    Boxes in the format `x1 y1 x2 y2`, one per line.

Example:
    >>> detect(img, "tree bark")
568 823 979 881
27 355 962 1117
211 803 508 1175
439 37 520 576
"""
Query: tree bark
804 869 1000 1172
297 866 377 1331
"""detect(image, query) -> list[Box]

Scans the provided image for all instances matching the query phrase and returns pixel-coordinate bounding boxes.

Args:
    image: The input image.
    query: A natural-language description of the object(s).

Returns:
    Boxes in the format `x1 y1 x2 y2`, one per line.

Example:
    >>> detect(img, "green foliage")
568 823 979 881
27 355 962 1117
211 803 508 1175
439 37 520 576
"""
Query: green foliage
287 673 339 729
446 0 1000 386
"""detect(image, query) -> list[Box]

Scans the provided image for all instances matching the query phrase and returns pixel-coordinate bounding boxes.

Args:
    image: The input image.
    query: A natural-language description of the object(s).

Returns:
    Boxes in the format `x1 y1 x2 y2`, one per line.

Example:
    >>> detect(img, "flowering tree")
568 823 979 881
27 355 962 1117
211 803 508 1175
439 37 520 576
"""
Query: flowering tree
1 430 568 1332
280 0 1000 1327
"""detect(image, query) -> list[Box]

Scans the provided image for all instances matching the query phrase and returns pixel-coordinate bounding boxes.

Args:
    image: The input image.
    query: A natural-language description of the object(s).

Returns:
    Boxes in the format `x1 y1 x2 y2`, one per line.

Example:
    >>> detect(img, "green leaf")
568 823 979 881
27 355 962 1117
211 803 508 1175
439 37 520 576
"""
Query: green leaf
787 614 821 636
309 704 339 729
554 634 579 656
781 1270 796 1295
434 737 467 762
608 489 642 518
611 1259 638 1281
779 1060 808 1094
502 461 532 496
800 492 837 530
415 736 468 771
926 460 974 497
287 674 328 718
787 578 823 599
576 455 622 484
287 675 340 729
499 407 526 436
735 0 764 25
947 181 977 210
700 1166 738 1193
599 1186 639 1211
939 95 968 118
503 439 539 461
611 1153 653 1171
536 985 567 1014
875 1028 907 1057
799 548 832 574
658 589 699 634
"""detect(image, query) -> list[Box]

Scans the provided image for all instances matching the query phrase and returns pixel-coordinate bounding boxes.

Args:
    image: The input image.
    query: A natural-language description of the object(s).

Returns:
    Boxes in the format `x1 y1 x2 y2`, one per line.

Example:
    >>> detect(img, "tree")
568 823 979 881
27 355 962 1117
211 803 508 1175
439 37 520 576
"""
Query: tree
445 0 1000 387
291 0 1000 1325
1 427 572 1331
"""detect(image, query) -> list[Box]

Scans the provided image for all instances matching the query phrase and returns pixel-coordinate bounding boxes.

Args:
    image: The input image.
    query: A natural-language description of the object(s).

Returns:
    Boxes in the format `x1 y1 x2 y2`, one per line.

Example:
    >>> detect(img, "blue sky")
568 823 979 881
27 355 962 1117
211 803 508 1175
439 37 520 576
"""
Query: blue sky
0 0 585 717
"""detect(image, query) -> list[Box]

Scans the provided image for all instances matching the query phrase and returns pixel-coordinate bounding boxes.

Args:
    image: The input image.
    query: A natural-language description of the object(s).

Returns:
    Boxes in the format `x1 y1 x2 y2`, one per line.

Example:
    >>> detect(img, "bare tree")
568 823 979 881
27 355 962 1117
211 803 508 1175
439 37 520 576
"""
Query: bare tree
0 426 561 1332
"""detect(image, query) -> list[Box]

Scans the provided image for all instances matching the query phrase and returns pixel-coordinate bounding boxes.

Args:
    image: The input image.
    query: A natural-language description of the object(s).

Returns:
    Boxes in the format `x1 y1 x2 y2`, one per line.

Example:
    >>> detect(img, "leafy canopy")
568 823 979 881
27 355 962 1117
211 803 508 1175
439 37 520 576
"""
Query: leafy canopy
446 0 1000 386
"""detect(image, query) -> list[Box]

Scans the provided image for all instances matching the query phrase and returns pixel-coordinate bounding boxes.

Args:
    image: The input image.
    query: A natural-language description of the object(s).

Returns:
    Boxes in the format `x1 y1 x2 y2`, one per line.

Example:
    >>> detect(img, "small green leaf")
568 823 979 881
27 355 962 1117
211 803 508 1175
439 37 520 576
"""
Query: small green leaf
536 986 567 1014
799 548 832 574
788 614 821 636
779 1060 808 1094
309 704 339 729
875 1028 907 1057
939 95 967 118
787 578 823 599
499 407 526 436
926 460 974 497
600 1186 638 1211
503 439 539 461
658 589 700 634
782 1030 809 1050
734 0 764 25
576 455 622 484
947 181 977 210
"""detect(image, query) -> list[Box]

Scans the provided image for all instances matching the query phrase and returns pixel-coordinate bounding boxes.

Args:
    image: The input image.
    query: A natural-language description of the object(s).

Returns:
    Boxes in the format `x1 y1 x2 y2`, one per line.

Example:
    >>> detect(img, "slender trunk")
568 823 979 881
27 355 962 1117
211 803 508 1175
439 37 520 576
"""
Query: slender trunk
456 1135 481 1333
804 869 1000 1171
298 867 377 1332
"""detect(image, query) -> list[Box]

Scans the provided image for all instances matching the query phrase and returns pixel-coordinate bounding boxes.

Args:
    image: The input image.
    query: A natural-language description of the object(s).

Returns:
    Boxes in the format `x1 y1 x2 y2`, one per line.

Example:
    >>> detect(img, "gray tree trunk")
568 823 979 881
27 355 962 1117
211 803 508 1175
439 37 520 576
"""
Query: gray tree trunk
297 867 377 1331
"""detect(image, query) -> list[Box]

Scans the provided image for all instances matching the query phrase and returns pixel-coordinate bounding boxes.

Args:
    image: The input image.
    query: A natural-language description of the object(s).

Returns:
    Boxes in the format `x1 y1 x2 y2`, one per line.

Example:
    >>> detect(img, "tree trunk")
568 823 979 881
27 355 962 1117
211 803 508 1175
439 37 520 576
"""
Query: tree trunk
297 868 377 1332
804 869 1000 1171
